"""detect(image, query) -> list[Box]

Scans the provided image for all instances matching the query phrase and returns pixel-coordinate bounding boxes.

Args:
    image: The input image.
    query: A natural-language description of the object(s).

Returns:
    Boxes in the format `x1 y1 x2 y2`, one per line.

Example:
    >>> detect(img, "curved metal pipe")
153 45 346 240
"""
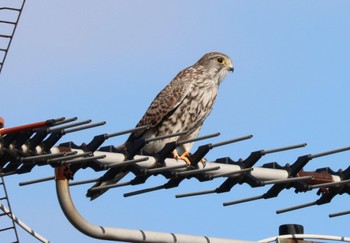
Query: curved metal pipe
55 167 254 243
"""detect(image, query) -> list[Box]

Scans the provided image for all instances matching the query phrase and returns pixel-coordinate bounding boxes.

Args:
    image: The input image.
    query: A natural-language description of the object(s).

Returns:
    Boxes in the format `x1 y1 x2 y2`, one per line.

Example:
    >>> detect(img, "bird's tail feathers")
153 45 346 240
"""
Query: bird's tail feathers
86 168 128 200
115 143 128 151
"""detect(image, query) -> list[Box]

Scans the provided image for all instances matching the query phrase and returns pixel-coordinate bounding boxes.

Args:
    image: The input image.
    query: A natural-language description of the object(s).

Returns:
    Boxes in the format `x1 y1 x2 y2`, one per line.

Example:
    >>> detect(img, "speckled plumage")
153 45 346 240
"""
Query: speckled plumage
126 52 234 154
87 52 234 200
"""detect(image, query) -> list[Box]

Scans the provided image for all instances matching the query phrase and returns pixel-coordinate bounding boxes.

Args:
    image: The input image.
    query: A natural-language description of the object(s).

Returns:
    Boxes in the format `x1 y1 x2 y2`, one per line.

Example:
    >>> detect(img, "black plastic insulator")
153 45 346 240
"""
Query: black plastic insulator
215 151 265 193
27 130 49 150
85 134 107 152
189 144 211 167
11 131 33 148
155 141 177 164
279 224 304 235
262 155 312 199
42 131 63 152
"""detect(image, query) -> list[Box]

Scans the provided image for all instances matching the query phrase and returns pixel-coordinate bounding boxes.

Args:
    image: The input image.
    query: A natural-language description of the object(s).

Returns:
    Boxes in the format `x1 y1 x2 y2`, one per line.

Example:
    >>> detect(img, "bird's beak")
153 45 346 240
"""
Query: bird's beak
228 66 234 72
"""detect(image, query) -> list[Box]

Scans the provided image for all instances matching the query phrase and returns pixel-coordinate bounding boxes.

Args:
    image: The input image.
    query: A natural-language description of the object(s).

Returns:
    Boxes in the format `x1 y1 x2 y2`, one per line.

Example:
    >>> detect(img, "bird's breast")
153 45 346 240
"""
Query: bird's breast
142 82 219 153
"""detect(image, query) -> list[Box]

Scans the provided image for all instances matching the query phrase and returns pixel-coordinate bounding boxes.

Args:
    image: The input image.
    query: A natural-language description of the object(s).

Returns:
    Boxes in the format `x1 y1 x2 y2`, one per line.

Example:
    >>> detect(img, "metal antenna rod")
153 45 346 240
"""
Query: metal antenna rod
145 131 188 143
223 195 264 206
20 151 77 162
309 146 350 159
221 176 316 205
19 176 55 186
262 143 307 155
329 210 350 218
210 135 253 149
188 135 253 166
47 119 92 133
308 179 350 189
88 181 133 192
276 201 317 214
124 185 166 197
69 178 99 186
105 157 149 169
105 125 149 139
146 164 188 175
63 121 106 134
174 166 220 177
62 155 106 165
47 152 92 164
49 117 77 127
176 189 217 198
49 117 66 123
260 176 313 186
85 125 150 153
176 132 221 146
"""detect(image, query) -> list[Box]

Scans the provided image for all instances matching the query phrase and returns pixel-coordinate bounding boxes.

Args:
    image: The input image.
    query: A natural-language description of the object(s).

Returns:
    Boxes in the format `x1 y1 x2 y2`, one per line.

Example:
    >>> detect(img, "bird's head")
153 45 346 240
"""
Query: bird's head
195 52 234 83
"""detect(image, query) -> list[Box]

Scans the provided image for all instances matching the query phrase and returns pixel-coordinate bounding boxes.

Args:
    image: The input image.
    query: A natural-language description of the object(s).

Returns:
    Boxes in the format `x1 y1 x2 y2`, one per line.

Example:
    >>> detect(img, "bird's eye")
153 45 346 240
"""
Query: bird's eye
217 57 224 64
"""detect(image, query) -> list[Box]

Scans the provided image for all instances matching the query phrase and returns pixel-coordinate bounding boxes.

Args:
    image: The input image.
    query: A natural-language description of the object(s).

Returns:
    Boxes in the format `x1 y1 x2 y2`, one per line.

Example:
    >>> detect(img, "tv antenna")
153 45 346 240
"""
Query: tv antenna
1 116 350 242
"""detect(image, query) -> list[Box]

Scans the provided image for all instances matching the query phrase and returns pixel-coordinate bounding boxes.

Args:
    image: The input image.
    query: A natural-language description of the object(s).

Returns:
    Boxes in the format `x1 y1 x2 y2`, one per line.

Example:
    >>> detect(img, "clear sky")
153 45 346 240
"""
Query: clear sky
2 1 350 242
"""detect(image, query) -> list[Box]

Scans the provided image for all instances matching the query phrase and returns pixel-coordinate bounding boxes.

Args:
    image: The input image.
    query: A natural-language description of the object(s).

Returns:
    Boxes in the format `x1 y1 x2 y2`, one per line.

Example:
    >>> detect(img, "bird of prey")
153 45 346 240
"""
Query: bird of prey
87 52 234 200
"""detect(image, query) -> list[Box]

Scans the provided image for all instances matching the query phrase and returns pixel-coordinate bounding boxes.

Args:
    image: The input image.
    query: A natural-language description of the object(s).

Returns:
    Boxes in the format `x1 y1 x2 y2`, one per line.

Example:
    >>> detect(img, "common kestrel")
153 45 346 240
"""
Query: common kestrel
87 52 234 200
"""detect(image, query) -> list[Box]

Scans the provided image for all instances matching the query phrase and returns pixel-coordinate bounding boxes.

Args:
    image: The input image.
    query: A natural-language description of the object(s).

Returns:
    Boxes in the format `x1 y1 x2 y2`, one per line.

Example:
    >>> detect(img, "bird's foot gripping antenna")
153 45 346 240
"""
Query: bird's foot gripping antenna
121 134 253 198
85 132 223 195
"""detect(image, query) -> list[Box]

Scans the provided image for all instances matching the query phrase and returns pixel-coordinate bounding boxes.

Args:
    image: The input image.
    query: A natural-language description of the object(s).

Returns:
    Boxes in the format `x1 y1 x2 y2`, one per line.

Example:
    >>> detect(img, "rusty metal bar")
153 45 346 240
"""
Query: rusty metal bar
0 117 64 135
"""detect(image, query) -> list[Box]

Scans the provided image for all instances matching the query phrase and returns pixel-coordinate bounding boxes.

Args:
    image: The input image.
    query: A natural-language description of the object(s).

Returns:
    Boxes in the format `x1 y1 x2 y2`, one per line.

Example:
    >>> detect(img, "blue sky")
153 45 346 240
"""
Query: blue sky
2 1 350 242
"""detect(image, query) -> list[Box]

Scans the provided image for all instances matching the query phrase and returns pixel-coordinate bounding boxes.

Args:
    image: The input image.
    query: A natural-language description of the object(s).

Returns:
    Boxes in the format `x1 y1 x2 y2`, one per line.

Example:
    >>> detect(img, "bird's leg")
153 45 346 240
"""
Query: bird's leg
172 150 206 167
200 157 207 168
172 150 191 166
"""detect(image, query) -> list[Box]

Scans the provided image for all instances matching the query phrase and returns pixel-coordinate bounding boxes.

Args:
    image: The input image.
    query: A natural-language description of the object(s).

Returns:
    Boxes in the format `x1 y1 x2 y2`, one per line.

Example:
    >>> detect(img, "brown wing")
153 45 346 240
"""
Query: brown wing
131 68 194 140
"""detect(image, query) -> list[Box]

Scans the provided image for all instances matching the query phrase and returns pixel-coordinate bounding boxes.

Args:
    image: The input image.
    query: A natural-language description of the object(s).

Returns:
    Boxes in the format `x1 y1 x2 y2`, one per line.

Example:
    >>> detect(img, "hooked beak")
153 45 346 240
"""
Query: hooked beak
227 66 234 72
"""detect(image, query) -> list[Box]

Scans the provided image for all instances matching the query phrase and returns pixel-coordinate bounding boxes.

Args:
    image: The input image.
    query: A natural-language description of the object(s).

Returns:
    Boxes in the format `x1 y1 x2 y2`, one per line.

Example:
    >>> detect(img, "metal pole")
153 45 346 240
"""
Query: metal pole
55 167 255 243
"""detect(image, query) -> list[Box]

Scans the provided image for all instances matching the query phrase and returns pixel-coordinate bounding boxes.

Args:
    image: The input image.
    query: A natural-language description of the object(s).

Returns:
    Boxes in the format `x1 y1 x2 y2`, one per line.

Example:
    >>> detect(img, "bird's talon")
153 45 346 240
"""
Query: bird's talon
180 156 191 166
200 158 207 168
173 150 191 166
